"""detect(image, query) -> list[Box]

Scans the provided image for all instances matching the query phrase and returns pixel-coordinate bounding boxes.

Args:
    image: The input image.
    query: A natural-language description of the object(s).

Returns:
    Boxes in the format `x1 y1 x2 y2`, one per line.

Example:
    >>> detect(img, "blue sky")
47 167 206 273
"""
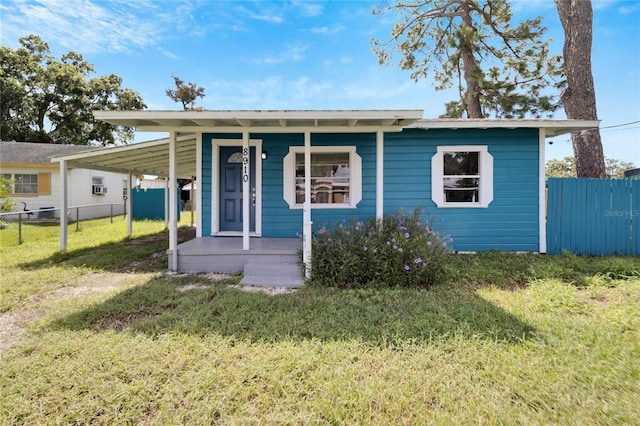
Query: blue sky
1 0 638 165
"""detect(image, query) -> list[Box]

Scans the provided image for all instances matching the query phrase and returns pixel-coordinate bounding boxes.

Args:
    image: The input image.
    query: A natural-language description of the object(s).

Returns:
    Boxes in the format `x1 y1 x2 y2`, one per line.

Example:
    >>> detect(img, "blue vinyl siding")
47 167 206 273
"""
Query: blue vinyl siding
384 128 540 252
201 139 212 235
201 128 540 251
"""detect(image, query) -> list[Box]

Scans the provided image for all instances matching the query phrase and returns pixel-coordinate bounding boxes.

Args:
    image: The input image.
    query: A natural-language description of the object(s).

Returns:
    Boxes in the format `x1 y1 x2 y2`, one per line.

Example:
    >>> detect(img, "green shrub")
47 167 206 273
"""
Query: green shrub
308 208 451 288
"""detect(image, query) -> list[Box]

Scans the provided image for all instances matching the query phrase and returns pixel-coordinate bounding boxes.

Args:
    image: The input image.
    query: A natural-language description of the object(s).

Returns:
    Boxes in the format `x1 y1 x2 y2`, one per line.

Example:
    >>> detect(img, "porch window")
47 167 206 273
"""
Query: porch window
283 146 362 209
431 145 493 208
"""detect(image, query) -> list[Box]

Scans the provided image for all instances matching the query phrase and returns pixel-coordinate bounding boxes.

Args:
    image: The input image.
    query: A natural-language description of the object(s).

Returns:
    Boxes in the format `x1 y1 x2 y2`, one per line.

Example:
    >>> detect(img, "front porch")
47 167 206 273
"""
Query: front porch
169 237 304 287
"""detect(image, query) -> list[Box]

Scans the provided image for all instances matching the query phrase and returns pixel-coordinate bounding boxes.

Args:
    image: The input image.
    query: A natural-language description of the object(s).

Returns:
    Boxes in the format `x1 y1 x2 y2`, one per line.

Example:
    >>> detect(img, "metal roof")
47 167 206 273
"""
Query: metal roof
51 136 197 178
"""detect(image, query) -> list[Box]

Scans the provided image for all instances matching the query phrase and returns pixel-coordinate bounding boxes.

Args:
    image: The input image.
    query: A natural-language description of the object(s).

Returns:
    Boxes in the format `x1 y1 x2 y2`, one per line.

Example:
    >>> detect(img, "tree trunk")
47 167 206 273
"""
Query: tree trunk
555 0 606 178
460 1 484 118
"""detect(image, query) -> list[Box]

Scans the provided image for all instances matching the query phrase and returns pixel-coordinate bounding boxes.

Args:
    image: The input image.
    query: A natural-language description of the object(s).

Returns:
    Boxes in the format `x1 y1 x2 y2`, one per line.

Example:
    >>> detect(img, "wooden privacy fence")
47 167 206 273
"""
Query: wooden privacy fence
546 178 639 255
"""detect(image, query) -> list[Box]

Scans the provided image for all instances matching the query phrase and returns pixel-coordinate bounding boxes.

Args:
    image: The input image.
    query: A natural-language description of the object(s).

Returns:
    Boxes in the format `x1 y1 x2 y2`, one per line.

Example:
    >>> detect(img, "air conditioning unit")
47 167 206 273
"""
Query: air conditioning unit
92 185 107 195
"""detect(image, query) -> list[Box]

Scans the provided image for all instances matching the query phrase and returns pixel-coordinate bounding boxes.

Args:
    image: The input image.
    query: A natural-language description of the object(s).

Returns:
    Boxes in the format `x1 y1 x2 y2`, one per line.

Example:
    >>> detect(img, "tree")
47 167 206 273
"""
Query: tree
605 158 635 179
165 76 205 110
0 35 146 145
545 156 576 177
372 0 563 118
546 156 634 178
0 175 15 213
554 0 606 178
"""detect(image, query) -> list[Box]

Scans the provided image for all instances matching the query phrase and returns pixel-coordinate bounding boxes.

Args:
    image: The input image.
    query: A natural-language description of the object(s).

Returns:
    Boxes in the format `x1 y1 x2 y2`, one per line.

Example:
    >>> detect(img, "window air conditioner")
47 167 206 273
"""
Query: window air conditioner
93 185 107 195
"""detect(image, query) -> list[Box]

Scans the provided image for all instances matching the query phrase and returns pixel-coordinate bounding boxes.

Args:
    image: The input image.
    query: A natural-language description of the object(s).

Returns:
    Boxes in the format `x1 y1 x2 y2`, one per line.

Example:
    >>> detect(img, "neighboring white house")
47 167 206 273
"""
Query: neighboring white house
0 141 128 220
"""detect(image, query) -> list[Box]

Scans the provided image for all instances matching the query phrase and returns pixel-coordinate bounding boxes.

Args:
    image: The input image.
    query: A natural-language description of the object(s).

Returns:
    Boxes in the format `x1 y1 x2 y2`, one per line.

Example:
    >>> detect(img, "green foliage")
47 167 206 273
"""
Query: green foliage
0 35 146 145
0 175 15 212
545 156 635 178
372 0 564 118
309 209 451 288
165 75 205 110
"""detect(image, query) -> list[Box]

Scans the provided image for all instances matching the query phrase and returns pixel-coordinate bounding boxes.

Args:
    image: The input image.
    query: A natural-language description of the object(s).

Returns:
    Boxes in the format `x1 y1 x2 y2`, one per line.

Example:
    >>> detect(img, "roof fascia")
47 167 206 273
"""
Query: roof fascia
136 125 409 133
410 119 600 137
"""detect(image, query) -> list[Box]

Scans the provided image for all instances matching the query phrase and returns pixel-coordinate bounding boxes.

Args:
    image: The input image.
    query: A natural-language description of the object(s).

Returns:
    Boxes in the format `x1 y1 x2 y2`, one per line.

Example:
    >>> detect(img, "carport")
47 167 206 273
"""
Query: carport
51 133 198 270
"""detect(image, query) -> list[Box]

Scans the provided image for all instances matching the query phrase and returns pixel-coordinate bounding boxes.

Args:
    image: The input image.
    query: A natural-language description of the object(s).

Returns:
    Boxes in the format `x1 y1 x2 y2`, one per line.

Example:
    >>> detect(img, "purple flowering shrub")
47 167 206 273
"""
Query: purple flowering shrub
309 208 451 288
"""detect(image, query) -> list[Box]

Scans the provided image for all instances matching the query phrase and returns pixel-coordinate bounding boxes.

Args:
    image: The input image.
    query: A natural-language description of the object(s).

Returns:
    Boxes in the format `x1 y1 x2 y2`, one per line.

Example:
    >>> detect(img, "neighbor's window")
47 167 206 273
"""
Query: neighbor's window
92 176 105 195
431 146 493 208
283 146 362 208
13 174 38 194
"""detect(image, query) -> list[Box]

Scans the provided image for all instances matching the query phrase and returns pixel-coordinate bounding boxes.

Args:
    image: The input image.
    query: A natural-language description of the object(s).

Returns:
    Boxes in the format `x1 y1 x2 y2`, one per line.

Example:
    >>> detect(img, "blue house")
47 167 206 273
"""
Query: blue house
54 110 598 285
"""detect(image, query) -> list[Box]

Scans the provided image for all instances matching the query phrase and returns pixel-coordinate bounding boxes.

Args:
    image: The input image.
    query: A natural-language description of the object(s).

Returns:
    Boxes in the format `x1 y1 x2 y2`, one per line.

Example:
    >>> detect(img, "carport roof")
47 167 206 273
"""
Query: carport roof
51 136 197 178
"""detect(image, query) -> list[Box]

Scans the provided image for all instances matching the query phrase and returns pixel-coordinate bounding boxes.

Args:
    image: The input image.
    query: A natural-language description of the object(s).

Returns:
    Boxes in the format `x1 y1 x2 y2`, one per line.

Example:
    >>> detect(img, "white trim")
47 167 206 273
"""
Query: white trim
59 159 68 251
283 145 362 209
242 132 250 250
169 131 178 271
211 138 263 236
539 129 547 254
431 145 493 208
409 118 600 137
303 132 312 278
376 130 384 220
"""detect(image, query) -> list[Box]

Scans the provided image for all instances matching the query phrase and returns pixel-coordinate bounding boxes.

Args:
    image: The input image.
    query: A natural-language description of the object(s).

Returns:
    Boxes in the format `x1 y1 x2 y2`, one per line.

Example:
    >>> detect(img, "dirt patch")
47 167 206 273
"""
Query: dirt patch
0 309 41 352
227 284 297 296
1 272 152 352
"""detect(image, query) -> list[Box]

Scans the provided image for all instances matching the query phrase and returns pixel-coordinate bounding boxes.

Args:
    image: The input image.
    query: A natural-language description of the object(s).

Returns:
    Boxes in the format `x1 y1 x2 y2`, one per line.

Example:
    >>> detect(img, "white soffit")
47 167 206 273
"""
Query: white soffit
51 136 197 178
409 118 601 137
93 109 425 132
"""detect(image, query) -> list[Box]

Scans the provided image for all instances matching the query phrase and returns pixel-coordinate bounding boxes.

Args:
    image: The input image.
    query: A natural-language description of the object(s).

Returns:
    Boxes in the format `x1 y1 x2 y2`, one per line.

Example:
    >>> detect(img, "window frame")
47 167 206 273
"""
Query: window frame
283 146 362 209
92 176 106 196
3 173 39 195
431 145 493 208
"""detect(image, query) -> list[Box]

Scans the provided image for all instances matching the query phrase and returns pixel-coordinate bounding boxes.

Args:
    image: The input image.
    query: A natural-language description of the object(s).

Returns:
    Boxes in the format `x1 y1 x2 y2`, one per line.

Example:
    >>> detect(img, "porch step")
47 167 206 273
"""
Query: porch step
240 260 304 288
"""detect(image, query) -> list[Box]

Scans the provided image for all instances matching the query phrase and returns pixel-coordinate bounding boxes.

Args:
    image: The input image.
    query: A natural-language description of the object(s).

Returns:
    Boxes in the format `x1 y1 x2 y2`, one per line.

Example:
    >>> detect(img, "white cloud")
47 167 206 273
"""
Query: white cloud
0 0 165 54
309 25 344 36
292 1 324 17
254 45 308 64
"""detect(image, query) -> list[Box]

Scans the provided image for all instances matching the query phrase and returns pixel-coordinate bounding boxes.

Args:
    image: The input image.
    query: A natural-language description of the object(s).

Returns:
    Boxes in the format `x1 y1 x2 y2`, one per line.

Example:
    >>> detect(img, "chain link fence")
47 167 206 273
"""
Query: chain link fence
0 203 126 246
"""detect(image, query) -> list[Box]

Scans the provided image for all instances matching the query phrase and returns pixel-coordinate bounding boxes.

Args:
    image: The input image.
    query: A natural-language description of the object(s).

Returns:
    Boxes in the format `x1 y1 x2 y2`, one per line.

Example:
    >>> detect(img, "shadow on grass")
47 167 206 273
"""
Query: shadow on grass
17 227 196 273
49 273 537 347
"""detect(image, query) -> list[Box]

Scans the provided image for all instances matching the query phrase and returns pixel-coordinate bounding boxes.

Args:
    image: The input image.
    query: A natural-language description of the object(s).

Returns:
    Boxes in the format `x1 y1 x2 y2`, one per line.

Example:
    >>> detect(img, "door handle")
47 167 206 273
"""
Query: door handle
252 187 256 206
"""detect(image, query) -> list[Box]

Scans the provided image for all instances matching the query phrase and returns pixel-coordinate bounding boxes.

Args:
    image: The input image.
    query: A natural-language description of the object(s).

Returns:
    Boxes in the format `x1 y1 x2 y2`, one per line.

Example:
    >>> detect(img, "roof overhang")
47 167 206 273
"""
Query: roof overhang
93 109 425 133
409 118 600 137
51 135 197 178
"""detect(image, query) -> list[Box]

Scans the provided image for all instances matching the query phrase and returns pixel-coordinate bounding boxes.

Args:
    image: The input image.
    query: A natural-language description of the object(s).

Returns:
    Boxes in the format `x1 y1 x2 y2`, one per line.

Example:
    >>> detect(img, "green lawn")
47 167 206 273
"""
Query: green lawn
1 217 639 424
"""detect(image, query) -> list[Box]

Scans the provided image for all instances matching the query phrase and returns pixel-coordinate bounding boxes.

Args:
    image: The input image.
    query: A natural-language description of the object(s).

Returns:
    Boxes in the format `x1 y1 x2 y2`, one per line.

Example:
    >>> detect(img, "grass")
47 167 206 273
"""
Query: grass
1 219 639 424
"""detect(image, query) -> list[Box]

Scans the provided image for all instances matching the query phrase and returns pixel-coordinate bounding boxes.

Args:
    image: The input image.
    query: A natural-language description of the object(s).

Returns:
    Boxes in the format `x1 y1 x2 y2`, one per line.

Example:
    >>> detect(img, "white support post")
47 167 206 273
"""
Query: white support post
303 131 312 278
376 129 384 221
539 128 547 254
242 131 250 250
59 159 68 252
127 172 133 237
164 177 169 229
169 131 179 271
195 133 203 237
